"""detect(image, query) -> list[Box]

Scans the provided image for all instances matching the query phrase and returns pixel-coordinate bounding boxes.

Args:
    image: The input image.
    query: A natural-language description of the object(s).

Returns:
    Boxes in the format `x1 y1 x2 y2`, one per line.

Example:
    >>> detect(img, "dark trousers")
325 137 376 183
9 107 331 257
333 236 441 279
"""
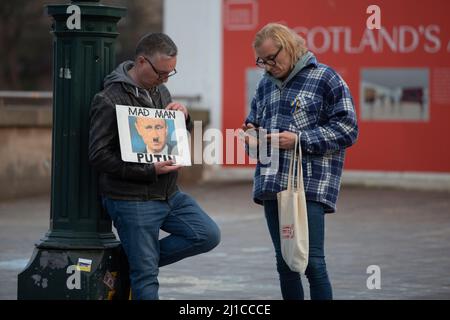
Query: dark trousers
263 200 333 300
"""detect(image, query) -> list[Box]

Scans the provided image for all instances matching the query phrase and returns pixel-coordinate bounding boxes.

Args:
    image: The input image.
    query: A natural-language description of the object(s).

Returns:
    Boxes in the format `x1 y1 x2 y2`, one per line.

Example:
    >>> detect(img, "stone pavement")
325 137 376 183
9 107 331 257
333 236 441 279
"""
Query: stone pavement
1 182 450 300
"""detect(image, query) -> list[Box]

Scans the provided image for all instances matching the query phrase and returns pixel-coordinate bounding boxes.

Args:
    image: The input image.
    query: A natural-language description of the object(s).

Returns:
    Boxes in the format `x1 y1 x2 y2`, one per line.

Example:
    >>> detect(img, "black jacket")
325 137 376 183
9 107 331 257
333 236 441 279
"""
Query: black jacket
88 61 193 200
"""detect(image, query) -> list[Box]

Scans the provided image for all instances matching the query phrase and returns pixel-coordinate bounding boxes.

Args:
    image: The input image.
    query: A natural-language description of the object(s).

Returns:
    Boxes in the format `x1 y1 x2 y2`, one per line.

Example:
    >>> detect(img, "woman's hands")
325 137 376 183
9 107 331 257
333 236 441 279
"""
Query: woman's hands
241 123 259 149
242 123 298 150
266 131 298 150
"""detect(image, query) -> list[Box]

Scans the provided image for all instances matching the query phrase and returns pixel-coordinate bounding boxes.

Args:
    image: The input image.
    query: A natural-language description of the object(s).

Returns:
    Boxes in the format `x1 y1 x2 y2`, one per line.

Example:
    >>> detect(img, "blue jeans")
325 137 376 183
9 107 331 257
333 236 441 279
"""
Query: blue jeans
263 200 332 300
102 191 221 300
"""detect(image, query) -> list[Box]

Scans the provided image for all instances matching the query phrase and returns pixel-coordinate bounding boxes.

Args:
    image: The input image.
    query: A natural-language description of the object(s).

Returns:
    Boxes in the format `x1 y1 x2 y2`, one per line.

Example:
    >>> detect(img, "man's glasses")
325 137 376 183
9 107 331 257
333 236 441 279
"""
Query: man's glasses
255 47 282 68
143 56 177 80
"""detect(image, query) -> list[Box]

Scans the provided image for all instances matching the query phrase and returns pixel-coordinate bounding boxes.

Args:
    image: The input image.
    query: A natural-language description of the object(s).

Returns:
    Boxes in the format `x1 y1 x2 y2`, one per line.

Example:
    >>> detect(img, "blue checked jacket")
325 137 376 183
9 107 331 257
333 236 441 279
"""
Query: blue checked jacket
245 52 358 213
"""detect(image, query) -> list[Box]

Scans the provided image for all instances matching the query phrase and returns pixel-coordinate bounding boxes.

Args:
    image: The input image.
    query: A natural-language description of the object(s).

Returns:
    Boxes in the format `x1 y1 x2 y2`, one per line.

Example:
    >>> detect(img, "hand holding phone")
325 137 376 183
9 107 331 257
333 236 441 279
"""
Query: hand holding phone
240 122 260 148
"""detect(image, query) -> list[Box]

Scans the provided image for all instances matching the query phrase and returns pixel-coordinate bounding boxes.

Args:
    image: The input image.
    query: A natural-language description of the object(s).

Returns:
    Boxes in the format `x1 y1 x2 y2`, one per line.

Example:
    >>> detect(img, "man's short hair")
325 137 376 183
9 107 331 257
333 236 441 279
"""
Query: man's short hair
135 33 178 59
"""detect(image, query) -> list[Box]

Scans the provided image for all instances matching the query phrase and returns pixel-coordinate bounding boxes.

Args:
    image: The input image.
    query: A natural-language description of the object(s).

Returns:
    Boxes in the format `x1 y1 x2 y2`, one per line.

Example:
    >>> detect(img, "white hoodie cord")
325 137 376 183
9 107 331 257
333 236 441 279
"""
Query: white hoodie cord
134 86 155 106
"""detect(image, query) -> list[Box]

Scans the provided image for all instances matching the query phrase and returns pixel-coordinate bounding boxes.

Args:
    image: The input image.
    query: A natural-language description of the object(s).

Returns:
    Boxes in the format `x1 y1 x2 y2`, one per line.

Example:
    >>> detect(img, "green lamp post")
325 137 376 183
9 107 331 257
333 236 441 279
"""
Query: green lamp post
18 0 129 299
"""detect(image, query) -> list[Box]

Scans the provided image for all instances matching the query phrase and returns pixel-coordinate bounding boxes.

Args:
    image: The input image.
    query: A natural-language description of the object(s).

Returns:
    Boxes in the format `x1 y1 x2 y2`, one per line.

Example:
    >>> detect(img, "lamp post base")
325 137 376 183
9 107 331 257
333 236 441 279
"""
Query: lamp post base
17 245 130 300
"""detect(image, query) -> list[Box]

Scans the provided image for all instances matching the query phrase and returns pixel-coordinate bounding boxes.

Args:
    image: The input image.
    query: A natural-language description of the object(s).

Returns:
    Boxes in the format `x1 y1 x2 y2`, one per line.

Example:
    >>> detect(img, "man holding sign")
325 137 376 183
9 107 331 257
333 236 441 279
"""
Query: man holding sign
89 33 220 300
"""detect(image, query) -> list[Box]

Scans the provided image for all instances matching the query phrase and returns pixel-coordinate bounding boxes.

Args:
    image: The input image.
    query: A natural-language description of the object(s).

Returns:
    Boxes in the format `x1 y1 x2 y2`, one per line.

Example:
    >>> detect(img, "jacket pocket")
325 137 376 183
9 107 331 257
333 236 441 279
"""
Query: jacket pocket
291 95 321 130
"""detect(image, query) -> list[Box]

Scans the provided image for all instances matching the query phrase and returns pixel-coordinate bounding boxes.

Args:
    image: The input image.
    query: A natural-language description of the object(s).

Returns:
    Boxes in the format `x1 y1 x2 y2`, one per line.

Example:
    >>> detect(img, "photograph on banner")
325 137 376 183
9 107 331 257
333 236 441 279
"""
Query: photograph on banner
360 68 429 122
115 105 191 166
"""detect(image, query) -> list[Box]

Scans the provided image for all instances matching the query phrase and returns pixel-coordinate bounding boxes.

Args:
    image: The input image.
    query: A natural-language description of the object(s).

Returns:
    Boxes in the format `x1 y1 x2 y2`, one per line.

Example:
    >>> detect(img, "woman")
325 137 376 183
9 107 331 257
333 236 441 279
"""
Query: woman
243 23 358 300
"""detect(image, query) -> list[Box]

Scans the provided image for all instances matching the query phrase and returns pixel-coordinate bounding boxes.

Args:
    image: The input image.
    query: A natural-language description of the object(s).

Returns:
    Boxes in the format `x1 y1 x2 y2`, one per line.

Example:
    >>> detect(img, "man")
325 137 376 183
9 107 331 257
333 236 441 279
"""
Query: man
134 117 176 155
89 33 220 300
243 23 358 300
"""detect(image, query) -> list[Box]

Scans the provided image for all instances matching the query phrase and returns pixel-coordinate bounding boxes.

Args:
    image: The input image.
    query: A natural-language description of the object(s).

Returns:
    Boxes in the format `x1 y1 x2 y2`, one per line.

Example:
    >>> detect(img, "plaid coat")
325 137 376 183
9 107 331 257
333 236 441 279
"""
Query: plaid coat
245 53 358 213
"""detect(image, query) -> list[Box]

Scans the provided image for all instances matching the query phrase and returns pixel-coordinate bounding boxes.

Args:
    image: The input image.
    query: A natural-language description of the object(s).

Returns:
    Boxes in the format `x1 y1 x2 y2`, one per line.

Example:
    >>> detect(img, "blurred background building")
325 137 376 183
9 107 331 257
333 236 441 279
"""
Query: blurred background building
164 0 450 189
0 0 164 200
1 0 450 201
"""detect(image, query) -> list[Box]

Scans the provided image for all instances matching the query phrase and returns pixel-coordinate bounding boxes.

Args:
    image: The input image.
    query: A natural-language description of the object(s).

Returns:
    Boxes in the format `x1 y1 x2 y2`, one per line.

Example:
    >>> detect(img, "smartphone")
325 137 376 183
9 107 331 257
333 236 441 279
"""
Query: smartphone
245 126 260 137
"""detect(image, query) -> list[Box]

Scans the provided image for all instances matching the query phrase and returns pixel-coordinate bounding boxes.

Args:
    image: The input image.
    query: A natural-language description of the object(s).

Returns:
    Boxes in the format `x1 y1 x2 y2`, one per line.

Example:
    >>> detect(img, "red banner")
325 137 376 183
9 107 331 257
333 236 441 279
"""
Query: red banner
222 0 450 172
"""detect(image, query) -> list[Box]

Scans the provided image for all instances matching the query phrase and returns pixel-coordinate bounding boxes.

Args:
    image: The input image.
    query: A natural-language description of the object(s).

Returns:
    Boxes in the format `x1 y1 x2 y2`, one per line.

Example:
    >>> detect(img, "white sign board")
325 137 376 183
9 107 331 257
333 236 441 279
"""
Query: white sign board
115 105 191 166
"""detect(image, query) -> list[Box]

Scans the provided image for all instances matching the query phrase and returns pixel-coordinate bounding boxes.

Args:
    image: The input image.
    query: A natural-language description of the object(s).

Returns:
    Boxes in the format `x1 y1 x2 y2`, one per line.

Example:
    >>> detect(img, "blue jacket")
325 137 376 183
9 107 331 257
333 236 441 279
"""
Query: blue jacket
246 52 358 213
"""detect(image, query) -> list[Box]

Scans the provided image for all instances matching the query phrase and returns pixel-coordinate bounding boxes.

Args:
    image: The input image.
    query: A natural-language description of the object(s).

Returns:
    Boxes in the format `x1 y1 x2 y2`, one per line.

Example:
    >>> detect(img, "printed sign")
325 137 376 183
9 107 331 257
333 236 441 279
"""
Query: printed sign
116 105 191 166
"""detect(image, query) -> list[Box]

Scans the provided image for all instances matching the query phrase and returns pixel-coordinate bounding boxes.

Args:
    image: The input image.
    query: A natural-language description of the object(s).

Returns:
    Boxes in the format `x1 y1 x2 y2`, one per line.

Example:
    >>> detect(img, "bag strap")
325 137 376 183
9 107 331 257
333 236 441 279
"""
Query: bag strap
296 133 304 192
289 98 304 192
287 134 298 191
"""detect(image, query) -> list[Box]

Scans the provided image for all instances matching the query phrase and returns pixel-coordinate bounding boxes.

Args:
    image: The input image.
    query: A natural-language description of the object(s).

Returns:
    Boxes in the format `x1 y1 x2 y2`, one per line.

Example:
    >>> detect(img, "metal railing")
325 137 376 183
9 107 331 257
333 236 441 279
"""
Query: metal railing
0 91 201 107
0 91 52 107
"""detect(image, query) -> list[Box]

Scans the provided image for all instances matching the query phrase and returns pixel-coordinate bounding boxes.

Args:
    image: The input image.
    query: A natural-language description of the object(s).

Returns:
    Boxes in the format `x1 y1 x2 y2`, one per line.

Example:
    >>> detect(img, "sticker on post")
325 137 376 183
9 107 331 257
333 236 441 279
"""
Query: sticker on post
76 258 92 272
103 271 117 290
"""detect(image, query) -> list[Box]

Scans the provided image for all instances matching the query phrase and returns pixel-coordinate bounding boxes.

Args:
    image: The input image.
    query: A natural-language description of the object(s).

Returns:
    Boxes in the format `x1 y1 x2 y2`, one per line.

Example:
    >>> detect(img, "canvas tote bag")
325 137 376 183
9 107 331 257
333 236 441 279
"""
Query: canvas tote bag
276 135 309 273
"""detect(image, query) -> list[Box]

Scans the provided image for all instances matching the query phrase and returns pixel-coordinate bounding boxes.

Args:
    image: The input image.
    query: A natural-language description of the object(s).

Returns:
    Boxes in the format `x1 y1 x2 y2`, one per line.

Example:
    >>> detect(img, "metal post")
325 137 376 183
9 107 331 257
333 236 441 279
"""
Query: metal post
18 0 128 299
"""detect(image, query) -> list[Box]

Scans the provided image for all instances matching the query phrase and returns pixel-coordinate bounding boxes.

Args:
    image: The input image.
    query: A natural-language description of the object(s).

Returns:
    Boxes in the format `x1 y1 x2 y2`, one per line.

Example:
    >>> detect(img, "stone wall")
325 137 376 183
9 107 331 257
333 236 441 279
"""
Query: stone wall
0 105 209 200
0 106 52 200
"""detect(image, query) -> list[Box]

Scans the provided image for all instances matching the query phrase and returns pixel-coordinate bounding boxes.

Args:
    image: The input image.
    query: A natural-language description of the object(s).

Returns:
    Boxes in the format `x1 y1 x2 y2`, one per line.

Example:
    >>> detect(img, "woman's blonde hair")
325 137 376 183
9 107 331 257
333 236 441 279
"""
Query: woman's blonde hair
253 23 308 68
